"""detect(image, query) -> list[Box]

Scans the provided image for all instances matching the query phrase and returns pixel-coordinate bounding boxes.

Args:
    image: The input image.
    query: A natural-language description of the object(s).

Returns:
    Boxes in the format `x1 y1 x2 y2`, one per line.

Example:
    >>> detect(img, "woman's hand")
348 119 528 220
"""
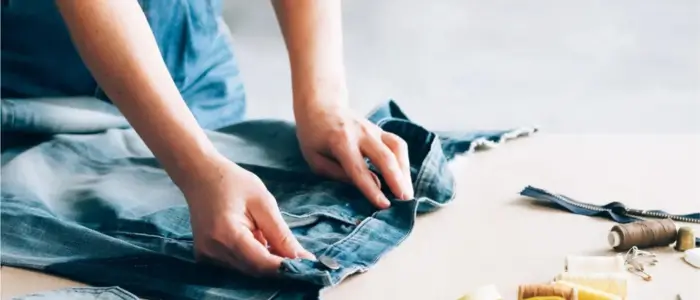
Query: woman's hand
181 154 315 276
295 103 414 209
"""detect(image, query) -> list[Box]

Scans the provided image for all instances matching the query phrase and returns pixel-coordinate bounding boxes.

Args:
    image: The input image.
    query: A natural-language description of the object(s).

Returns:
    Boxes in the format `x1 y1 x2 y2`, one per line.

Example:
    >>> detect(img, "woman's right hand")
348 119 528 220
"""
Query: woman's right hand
180 153 315 276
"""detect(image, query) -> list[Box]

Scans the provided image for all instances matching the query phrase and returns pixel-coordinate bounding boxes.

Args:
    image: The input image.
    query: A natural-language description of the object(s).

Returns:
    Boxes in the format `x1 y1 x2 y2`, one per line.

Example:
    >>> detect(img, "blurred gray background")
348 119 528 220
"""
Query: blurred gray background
222 1 699 133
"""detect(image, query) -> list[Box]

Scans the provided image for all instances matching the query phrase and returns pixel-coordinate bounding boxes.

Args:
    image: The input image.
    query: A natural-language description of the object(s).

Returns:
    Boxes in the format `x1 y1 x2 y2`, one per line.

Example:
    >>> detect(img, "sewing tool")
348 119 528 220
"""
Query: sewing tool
517 284 575 300
565 255 625 273
607 218 677 251
675 226 696 252
554 280 622 300
522 297 565 300
623 246 657 281
456 284 502 300
554 272 627 299
684 248 700 268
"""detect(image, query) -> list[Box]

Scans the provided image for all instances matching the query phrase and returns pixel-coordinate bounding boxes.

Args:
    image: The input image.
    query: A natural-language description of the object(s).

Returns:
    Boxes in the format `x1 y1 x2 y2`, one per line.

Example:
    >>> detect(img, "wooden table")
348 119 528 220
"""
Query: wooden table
3 134 699 300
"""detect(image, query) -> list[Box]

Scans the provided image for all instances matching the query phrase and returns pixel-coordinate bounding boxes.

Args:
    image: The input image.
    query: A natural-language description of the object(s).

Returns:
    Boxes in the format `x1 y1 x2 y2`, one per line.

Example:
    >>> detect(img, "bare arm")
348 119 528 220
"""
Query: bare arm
272 0 415 206
55 0 218 191
272 0 348 115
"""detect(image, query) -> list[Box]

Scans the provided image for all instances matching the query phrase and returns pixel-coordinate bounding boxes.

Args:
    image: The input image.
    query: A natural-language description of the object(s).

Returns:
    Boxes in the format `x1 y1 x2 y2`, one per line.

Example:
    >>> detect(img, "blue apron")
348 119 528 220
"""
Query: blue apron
1 0 247 130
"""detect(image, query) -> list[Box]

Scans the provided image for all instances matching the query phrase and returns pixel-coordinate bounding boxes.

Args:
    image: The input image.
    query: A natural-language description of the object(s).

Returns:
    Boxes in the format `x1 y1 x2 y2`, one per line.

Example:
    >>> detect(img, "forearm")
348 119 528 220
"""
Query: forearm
56 0 218 188
272 0 348 114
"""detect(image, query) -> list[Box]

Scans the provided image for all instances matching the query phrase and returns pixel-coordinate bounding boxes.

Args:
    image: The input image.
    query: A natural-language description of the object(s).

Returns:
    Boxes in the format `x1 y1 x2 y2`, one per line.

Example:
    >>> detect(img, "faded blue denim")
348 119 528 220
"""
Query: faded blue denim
11 287 139 300
1 0 246 130
2 0 536 299
1 97 536 300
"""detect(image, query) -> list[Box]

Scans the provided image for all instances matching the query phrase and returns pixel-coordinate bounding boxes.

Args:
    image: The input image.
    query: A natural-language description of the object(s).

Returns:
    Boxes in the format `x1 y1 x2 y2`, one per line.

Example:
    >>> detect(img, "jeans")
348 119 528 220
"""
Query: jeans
1 0 246 130
1 97 537 299
12 287 139 300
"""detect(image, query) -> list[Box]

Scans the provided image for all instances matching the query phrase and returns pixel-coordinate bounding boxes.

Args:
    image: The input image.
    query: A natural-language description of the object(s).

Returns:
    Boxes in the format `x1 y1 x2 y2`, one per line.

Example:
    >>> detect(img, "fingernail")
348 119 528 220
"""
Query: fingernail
377 195 391 209
298 250 316 261
403 187 415 200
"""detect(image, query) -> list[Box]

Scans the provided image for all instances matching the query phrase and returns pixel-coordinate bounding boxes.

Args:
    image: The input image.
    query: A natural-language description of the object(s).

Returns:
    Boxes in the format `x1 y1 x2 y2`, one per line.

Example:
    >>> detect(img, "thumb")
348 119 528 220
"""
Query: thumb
251 194 315 260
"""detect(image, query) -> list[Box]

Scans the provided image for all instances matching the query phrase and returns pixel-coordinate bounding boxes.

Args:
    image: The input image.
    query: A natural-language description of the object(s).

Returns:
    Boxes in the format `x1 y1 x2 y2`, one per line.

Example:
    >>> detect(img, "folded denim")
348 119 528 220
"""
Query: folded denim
1 98 536 299
12 287 139 300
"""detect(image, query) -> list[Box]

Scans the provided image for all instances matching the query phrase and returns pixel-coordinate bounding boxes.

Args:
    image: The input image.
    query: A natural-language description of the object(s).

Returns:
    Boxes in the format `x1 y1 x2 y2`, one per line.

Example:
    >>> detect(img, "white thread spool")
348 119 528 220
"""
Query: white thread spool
565 255 625 273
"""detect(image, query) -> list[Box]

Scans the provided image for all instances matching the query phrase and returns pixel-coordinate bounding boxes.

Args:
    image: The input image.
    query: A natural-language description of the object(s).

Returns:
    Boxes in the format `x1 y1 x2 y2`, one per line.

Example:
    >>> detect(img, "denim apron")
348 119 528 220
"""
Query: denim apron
1 0 247 131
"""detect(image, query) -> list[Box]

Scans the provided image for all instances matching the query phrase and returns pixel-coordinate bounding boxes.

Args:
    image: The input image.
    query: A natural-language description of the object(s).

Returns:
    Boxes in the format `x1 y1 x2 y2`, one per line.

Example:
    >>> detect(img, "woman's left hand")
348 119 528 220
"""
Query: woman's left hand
295 102 414 209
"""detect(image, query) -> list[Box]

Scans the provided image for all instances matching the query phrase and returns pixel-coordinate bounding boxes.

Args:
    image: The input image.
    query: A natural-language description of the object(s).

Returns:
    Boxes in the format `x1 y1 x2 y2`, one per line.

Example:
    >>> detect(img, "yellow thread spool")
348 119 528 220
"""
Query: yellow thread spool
456 284 502 300
555 280 622 300
524 297 566 300
554 272 627 299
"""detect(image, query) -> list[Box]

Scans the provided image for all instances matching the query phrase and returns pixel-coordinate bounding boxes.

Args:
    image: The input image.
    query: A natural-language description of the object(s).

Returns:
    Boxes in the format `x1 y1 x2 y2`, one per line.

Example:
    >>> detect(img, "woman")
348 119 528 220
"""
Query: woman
1 0 414 276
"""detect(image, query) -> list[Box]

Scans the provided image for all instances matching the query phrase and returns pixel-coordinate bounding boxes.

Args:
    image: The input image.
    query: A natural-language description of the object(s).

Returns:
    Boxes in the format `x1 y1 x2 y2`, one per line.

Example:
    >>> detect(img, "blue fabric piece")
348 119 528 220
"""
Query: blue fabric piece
520 186 700 246
1 0 246 130
1 97 535 300
12 287 139 300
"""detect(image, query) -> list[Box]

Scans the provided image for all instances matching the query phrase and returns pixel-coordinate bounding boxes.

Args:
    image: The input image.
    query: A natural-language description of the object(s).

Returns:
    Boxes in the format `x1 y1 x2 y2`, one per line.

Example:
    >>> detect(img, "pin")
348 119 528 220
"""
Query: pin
624 246 657 281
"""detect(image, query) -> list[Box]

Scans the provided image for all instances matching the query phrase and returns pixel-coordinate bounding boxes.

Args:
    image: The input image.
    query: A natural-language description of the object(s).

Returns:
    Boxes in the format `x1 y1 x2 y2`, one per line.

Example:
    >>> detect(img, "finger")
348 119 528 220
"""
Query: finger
362 135 410 200
381 132 414 199
332 141 391 209
307 154 351 183
253 229 268 248
226 227 285 276
251 194 316 260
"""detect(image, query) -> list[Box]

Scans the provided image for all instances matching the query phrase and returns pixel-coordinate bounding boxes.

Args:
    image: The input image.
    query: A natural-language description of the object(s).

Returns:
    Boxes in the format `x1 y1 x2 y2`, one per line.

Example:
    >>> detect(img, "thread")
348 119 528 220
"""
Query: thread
554 280 621 300
523 297 565 300
675 226 696 251
554 272 627 299
565 255 625 273
607 218 677 251
456 284 502 300
518 284 575 300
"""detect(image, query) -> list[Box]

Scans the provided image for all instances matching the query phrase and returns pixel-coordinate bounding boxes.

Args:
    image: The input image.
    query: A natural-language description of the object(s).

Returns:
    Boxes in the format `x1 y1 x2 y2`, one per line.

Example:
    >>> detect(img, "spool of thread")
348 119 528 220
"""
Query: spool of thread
675 226 696 252
554 272 627 299
607 219 677 251
554 281 621 300
523 297 565 300
457 284 502 300
565 255 625 273
518 284 575 300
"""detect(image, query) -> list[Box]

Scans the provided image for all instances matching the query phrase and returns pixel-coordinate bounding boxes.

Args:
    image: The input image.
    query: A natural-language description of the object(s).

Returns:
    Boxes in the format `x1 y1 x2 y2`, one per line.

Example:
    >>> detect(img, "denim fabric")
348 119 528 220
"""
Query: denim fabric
520 186 700 246
1 0 246 129
12 287 139 300
1 97 536 299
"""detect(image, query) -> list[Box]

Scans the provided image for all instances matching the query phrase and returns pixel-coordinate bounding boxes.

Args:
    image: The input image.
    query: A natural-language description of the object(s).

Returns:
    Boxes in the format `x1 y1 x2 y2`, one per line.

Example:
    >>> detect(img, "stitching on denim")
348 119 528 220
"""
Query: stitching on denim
106 231 194 244
282 210 357 226
309 126 539 285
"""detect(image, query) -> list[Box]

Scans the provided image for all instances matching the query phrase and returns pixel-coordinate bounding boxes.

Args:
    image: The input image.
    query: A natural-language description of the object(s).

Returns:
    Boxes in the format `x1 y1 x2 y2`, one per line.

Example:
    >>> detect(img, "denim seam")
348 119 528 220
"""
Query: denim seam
106 231 194 244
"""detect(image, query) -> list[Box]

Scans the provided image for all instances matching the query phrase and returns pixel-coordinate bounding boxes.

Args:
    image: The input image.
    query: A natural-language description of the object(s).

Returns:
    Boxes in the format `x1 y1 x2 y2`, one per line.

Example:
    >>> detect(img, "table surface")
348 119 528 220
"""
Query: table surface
3 134 699 300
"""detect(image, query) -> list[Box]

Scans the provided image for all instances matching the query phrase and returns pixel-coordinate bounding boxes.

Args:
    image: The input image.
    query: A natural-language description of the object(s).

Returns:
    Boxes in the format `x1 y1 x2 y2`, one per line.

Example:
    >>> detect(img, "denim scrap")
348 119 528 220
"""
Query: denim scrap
520 186 700 246
1 97 536 300
12 287 139 300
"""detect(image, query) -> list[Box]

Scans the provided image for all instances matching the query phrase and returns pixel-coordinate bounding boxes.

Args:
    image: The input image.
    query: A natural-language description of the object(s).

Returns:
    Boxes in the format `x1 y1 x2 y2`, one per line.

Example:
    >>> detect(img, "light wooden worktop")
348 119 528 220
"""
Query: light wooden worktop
3 134 699 299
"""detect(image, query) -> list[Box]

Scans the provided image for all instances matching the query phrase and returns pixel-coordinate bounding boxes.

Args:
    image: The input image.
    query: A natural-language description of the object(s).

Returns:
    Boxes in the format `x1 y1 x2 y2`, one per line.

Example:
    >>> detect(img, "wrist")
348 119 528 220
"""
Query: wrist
292 77 349 116
158 137 223 193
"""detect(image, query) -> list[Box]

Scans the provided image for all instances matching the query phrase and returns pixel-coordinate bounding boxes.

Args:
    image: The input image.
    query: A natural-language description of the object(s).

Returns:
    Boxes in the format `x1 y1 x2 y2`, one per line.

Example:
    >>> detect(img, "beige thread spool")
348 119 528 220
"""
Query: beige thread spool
675 226 696 251
607 219 677 251
518 284 575 300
